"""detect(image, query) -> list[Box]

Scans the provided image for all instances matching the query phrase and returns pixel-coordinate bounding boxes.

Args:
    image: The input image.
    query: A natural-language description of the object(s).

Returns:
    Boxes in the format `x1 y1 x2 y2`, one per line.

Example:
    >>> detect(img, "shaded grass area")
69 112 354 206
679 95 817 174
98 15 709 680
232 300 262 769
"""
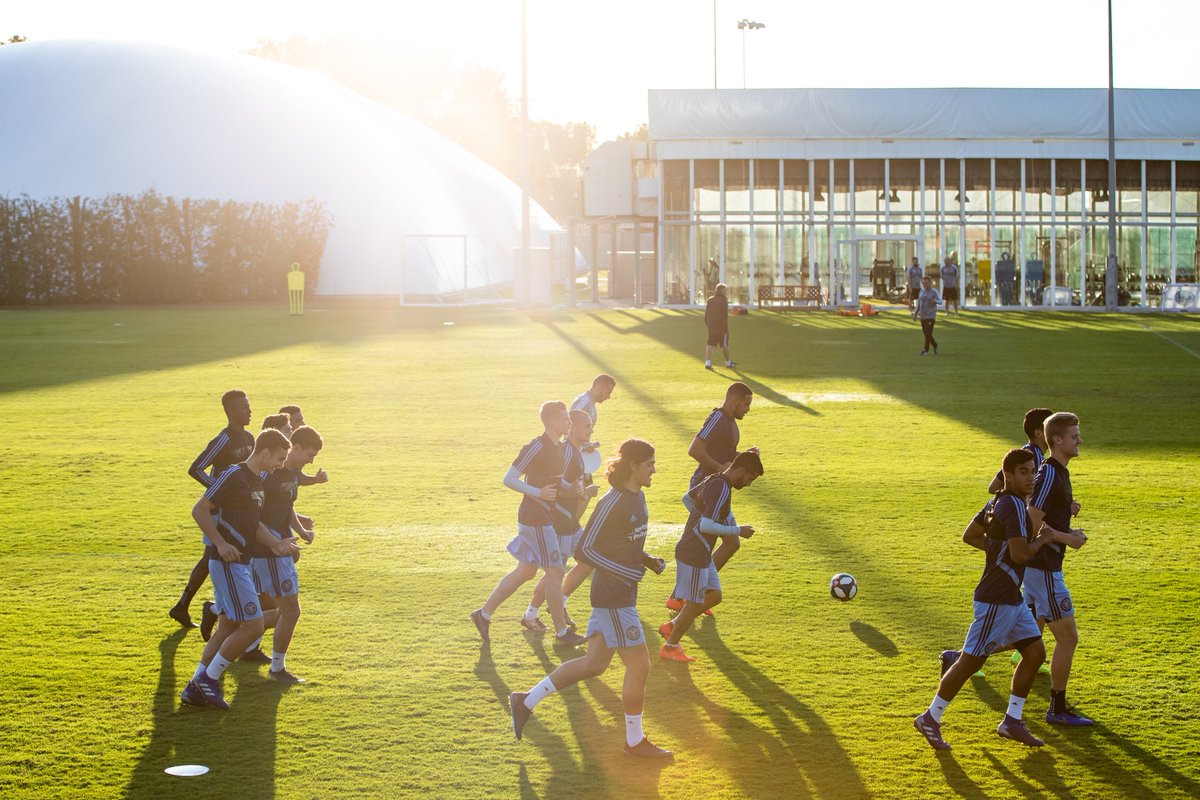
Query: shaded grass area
0 304 1197 799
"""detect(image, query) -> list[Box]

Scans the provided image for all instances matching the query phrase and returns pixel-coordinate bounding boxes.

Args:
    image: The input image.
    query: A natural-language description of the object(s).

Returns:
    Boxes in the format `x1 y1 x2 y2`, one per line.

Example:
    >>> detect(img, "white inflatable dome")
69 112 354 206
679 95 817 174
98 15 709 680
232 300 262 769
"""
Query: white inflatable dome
0 39 566 298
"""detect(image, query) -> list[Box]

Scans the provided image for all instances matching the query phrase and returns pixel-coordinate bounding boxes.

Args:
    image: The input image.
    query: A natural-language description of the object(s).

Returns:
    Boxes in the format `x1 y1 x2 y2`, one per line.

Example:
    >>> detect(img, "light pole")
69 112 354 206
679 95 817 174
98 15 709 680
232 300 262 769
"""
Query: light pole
1105 0 1118 310
519 0 531 306
713 0 718 89
737 19 765 90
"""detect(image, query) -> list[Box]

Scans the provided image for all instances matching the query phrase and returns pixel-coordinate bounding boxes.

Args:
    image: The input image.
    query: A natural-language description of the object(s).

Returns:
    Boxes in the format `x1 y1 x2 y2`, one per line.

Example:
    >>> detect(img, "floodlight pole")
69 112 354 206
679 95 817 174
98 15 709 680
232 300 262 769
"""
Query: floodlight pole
1105 0 1118 310
737 20 764 90
712 0 718 88
518 0 532 307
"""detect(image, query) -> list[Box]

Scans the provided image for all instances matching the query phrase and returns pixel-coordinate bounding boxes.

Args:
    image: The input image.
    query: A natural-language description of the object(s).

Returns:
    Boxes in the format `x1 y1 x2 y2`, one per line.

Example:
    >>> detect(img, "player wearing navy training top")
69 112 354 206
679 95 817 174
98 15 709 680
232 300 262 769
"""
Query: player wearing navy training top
660 450 763 663
472 402 587 647
1025 412 1092 726
523 410 600 631
280 405 330 491
509 439 673 758
914 449 1053 751
253 425 323 684
180 429 297 710
666 382 753 613
169 390 255 629
987 407 1052 494
571 374 615 425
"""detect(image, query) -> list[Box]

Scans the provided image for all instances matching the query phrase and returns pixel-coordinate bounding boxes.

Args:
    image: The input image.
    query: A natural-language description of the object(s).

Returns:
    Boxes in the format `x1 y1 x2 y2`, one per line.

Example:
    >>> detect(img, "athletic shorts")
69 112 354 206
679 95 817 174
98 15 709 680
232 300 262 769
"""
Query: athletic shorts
1022 567 1075 622
209 559 262 622
674 560 721 604
506 524 566 569
252 555 299 598
909 287 922 300
961 600 1041 658
586 606 644 649
707 330 729 348
556 528 581 565
943 286 958 297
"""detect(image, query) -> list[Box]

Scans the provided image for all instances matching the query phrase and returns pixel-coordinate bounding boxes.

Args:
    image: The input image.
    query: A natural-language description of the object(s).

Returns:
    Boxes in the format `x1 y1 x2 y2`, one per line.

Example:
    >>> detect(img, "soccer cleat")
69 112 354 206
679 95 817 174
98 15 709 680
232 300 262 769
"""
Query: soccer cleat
554 630 587 648
725 362 737 368
168 603 197 629
913 711 951 751
939 649 959 677
195 675 229 710
269 668 306 685
1045 709 1093 726
199 601 217 642
470 609 490 641
997 715 1045 746
665 596 685 613
519 616 548 632
919 351 928 356
509 692 533 740
240 647 271 664
564 614 577 631
704 364 714 371
933 347 939 355
659 644 695 663
624 737 674 758
179 680 206 707
658 620 674 639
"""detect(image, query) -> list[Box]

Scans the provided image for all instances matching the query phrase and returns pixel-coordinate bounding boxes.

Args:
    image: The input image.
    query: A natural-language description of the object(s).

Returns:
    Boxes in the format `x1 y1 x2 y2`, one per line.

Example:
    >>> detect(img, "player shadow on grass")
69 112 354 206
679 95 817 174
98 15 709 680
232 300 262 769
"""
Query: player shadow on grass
849 620 900 657
124 630 287 799
1043 721 1200 798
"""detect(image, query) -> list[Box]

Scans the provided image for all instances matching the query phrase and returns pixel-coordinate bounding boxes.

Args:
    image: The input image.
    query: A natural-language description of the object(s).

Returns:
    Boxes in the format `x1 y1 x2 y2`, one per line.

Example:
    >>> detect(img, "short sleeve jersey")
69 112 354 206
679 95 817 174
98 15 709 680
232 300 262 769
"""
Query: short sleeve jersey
915 288 942 318
675 474 734 568
571 391 597 424
255 466 300 556
689 409 740 488
578 486 650 609
203 464 265 564
512 434 565 526
972 492 1034 605
1027 457 1072 572
991 443 1044 491
941 263 959 287
550 442 587 536
907 265 924 288
190 426 255 487
705 294 729 334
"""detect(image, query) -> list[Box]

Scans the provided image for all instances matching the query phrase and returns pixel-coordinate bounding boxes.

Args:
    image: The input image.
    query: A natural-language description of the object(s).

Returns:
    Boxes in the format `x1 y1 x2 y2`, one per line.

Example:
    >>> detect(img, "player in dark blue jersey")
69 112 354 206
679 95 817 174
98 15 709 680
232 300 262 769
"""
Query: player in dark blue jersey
523 409 600 631
509 439 673 758
180 429 296 710
660 450 763 663
472 402 587 647
666 382 753 614
169 389 255 629
987 407 1052 494
914 449 1053 750
279 405 330 492
570 374 615 425
252 424 323 684
1025 412 1092 726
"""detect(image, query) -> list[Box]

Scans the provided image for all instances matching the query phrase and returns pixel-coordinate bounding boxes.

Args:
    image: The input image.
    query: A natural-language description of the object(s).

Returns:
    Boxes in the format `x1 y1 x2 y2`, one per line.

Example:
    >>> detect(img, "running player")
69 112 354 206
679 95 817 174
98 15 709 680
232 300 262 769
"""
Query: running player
509 439 673 758
471 402 587 647
914 448 1053 750
252 425 322 684
666 382 753 613
280 405 329 490
1025 412 1092 726
987 408 1052 494
180 429 297 709
170 390 255 628
660 450 763 662
522 409 599 631
571 374 615 425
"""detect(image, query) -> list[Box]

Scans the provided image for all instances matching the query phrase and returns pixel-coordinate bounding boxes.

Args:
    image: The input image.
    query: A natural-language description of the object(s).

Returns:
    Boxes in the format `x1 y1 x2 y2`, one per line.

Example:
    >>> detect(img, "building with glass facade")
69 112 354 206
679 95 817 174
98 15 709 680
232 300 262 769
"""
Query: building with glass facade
647 88 1200 309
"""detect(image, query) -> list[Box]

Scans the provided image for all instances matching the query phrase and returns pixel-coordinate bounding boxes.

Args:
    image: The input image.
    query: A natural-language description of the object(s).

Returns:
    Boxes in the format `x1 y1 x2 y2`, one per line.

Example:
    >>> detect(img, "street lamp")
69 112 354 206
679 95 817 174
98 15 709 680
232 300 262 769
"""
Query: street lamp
737 19 765 89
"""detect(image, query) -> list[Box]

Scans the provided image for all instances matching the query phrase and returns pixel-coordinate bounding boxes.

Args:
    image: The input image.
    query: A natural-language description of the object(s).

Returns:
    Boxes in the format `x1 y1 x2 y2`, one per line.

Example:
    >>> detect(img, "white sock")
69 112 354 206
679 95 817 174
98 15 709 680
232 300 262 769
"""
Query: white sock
192 663 207 683
479 608 492 621
928 694 950 723
704 360 712 367
205 653 232 680
555 627 571 638
524 676 557 710
1007 695 1026 720
625 713 644 747
524 605 540 620
271 651 286 672
725 361 733 366
244 635 263 654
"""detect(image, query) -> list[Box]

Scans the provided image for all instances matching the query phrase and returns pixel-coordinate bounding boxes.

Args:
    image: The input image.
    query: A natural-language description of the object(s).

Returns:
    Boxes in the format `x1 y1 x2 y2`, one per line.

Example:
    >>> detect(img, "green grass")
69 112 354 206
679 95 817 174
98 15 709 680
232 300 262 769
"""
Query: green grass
0 303 1197 800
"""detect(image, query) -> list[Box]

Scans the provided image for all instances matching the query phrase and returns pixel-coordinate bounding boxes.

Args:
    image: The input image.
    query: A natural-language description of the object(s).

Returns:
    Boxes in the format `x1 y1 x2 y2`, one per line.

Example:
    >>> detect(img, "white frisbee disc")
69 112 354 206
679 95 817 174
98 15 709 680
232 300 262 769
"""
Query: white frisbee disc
164 765 209 777
581 448 602 475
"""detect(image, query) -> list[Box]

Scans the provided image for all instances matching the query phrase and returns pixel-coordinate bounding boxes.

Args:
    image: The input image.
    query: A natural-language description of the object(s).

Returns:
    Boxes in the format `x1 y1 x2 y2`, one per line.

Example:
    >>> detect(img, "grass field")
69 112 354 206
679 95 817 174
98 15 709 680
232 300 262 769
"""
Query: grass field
0 303 1197 800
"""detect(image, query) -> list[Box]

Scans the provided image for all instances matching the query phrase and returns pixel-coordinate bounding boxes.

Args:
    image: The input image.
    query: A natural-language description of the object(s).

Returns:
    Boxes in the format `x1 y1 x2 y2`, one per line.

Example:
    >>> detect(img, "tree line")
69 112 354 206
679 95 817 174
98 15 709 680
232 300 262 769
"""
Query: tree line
0 191 331 305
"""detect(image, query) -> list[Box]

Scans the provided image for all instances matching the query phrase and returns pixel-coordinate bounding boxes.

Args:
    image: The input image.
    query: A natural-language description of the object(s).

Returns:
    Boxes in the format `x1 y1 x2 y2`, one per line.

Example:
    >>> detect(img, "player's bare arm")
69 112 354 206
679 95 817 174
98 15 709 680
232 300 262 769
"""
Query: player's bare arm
193 498 240 562
961 519 987 550
687 437 727 475
298 468 328 486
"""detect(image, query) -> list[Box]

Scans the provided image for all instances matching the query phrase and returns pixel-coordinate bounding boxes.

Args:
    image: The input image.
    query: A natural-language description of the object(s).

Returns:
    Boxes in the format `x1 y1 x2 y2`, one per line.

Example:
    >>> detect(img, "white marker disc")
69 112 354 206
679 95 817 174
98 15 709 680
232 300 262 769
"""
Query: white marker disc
164 765 209 777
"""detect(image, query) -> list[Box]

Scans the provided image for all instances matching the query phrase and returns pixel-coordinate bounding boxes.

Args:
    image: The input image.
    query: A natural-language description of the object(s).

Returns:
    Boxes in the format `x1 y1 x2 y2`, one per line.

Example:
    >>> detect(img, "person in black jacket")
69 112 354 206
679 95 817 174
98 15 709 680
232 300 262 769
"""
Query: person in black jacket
704 283 735 370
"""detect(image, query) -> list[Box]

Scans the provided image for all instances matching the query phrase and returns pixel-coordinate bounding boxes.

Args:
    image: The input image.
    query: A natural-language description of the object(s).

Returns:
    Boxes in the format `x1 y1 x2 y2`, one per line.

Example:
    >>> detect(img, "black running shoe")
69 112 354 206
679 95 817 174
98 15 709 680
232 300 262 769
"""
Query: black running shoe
169 603 197 629
470 608 490 641
269 668 306 685
240 647 271 664
200 601 217 642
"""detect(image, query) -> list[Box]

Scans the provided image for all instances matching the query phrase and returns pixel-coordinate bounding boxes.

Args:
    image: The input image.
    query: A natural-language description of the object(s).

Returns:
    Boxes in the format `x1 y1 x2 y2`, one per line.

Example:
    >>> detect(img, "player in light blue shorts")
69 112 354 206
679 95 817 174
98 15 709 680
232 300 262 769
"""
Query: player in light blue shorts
961 600 1042 657
586 606 645 649
252 545 300 598
1021 567 1074 622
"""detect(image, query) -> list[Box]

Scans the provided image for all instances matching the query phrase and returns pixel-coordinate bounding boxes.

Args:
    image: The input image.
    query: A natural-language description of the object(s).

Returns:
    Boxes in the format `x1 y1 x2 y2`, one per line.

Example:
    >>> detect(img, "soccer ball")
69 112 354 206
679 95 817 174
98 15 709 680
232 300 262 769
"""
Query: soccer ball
830 573 857 601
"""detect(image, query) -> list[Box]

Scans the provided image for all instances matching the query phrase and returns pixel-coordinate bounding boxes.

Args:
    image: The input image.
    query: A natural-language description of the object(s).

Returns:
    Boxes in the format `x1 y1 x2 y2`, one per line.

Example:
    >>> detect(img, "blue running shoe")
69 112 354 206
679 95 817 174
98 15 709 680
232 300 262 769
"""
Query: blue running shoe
914 711 951 751
1045 709 1093 726
195 675 229 710
997 715 1044 746
180 680 206 707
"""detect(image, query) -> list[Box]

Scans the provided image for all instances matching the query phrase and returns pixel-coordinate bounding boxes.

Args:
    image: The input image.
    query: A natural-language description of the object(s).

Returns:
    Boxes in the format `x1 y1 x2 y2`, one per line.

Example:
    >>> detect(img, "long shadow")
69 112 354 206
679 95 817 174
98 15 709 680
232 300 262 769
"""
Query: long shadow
849 620 899 657
935 751 990 799
1045 720 1200 798
125 630 285 799
981 748 1054 798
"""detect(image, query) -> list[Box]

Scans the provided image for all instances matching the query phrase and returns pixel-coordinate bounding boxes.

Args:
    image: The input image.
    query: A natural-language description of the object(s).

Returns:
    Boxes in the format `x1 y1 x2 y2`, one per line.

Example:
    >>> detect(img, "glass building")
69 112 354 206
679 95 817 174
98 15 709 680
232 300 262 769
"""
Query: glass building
648 88 1200 309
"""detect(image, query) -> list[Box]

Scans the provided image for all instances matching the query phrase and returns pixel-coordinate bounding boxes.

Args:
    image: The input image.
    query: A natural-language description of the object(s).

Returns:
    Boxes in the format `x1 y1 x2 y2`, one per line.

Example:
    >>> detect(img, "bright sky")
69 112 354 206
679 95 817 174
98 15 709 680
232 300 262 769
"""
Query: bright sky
9 0 1200 140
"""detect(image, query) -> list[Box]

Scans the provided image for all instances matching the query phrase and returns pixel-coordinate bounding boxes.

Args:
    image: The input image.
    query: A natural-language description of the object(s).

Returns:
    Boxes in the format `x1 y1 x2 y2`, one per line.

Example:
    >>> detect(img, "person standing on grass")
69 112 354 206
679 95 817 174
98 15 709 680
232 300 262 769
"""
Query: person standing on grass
659 450 763 663
941 254 961 315
180 429 297 710
170 390 255 629
704 283 735 370
916 277 943 356
914 448 1053 751
907 257 925 311
571 374 615 425
471 402 587 648
509 439 673 758
1025 412 1093 727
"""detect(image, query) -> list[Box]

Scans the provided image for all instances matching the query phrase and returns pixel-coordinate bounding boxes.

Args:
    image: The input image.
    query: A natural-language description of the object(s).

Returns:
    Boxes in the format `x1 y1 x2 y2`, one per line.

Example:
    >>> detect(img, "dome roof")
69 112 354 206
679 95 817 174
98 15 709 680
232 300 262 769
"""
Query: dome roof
0 39 564 297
